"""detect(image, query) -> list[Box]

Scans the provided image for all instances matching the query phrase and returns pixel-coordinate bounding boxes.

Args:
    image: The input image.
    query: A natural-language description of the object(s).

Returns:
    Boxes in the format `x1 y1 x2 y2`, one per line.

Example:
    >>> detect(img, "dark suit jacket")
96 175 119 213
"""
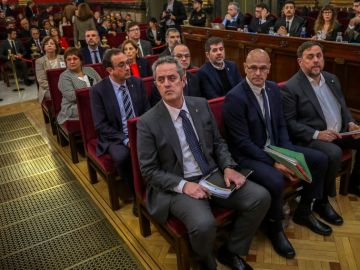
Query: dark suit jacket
137 96 237 224
0 39 26 62
197 60 242 99
146 27 164 46
25 38 44 59
223 12 245 30
274 15 307 37
323 22 342 41
159 47 171 57
281 70 354 144
248 15 276 34
139 39 153 56
80 46 106 65
161 0 187 30
135 57 152 78
150 71 201 106
90 76 150 156
223 80 293 166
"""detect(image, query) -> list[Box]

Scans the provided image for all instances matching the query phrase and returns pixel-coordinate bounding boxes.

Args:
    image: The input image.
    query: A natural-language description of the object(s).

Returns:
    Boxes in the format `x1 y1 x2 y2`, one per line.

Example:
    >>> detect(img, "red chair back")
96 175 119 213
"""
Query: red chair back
208 97 226 137
277 81 287 88
105 32 127 48
62 25 73 38
144 54 159 67
47 68 66 117
75 87 97 152
142 76 154 98
187 67 199 74
85 63 109 78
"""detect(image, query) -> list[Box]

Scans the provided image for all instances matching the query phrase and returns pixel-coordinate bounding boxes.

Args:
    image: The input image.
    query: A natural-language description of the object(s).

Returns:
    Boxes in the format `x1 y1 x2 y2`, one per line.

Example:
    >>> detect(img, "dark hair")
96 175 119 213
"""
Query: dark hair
64 47 83 64
152 56 185 80
126 21 139 32
77 3 93 21
205 36 223 52
149 17 157 24
256 3 269 11
314 5 338 35
41 36 60 55
297 41 323 58
120 39 139 57
7 28 16 35
165 27 180 38
102 48 123 68
283 0 296 7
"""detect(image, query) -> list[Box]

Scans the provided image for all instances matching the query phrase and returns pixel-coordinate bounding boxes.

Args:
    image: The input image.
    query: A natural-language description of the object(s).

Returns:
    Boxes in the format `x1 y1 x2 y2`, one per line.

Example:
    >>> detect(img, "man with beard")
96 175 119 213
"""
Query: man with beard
80 29 106 64
159 27 181 57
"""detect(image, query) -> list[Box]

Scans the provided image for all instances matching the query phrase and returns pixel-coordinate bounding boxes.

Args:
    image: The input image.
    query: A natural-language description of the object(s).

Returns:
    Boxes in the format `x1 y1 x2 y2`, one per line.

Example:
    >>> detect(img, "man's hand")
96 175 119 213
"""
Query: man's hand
183 182 211 199
349 122 360 139
274 162 299 182
224 167 246 190
349 16 360 27
277 26 288 36
225 14 232 21
317 130 341 142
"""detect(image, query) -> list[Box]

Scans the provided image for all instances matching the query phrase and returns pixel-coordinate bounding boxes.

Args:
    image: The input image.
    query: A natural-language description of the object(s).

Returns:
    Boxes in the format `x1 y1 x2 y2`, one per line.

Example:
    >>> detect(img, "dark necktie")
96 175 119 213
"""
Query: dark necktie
261 89 275 145
11 40 17 54
36 40 42 54
286 21 290 33
178 110 211 175
92 50 99 63
120 85 135 120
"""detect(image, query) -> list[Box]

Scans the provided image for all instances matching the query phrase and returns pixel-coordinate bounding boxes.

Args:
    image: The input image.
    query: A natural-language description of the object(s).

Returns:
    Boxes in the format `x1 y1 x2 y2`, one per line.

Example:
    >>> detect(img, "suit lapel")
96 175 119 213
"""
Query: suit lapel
266 84 279 144
244 81 266 126
207 63 223 93
126 78 138 116
298 71 326 123
186 98 206 149
105 78 123 124
157 102 183 166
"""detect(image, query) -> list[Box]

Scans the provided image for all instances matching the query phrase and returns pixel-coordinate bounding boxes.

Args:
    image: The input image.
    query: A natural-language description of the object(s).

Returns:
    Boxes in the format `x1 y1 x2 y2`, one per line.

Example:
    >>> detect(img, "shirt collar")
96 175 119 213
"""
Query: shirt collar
304 72 325 87
286 16 294 24
209 60 225 70
109 76 127 91
163 97 188 122
88 45 99 52
246 77 265 95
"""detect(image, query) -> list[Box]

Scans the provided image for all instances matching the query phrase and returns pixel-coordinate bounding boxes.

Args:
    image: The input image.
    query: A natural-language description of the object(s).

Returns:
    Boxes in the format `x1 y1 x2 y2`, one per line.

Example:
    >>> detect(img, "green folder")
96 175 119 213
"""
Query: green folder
264 145 312 183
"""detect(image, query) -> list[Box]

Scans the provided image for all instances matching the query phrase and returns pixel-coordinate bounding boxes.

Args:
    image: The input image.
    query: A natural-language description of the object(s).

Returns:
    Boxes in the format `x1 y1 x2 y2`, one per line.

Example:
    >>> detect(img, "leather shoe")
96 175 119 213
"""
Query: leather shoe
217 245 253 270
313 201 343 225
268 230 295 259
293 211 332 236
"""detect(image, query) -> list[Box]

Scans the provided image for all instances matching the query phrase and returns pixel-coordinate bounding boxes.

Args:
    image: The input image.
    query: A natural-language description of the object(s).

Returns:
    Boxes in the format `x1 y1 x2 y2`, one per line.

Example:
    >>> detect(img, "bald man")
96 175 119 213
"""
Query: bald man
223 49 331 259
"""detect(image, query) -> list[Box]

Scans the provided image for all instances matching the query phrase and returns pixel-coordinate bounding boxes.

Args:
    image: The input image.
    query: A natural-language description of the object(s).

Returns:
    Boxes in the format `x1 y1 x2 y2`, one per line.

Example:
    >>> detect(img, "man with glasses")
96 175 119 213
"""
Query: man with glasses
137 55 270 270
151 44 201 105
126 22 153 57
345 0 360 43
197 36 242 99
25 27 44 59
90 48 150 215
223 49 330 259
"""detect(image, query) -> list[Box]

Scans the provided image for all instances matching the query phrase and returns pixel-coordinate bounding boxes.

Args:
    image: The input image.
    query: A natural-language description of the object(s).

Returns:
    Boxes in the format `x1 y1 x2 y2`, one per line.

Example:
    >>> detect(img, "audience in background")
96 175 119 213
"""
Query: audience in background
146 17 164 47
73 3 96 48
314 5 342 41
249 3 275 33
222 1 245 30
18 18 31 38
25 27 44 58
49 27 69 51
80 29 105 65
160 0 186 33
346 0 360 43
189 0 206 27
57 47 101 125
35 36 65 102
126 21 153 56
159 27 181 57
25 1 36 20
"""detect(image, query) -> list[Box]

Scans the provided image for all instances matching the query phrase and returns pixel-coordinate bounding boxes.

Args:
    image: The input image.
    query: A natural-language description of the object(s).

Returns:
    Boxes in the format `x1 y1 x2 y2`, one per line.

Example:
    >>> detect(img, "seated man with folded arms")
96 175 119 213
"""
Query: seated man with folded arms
248 3 275 34
223 49 330 259
282 41 360 198
345 0 360 43
151 43 201 105
197 37 242 99
137 56 270 270
222 1 245 30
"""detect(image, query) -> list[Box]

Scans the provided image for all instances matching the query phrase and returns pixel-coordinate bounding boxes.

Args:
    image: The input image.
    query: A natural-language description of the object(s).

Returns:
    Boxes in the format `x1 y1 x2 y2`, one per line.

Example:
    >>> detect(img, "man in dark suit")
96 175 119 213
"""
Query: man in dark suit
223 49 332 259
222 2 245 30
126 22 153 57
18 18 32 38
159 27 181 57
274 0 307 37
90 49 150 214
137 56 270 270
248 3 275 34
345 0 360 43
197 37 242 99
25 27 44 59
0 28 33 86
80 29 106 65
160 0 186 33
282 41 360 198
151 44 201 105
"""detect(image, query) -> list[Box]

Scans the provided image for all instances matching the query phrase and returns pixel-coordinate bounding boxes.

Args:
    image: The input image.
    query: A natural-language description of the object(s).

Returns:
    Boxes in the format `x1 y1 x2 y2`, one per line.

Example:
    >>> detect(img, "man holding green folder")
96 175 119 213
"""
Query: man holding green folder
223 49 334 259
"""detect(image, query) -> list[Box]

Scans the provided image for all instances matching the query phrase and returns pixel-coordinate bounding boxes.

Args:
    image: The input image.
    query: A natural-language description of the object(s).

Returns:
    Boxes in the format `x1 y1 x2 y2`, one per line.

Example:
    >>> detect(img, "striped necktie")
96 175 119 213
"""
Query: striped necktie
120 85 135 119
261 88 275 145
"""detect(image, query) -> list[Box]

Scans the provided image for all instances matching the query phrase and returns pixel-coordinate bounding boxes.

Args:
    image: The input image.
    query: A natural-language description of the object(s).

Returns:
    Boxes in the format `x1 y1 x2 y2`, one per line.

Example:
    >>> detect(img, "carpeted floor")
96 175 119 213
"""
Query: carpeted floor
0 113 144 270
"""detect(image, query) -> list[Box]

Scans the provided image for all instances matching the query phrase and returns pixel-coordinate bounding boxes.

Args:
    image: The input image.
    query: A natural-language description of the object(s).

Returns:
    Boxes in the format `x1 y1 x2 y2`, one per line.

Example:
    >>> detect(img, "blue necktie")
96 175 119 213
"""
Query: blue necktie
92 50 99 63
179 110 211 175
261 89 275 145
120 85 135 120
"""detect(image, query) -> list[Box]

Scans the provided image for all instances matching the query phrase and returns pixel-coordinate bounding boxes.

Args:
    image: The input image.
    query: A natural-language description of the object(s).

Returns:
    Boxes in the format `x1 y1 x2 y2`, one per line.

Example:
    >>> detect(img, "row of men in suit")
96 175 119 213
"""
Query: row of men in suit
87 43 360 270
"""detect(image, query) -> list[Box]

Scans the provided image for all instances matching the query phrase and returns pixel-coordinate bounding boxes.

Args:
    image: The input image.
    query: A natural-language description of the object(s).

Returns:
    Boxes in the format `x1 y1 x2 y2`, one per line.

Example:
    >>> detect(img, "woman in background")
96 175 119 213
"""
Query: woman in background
73 3 96 48
120 39 152 78
50 27 69 51
146 17 163 47
57 47 101 124
313 5 342 41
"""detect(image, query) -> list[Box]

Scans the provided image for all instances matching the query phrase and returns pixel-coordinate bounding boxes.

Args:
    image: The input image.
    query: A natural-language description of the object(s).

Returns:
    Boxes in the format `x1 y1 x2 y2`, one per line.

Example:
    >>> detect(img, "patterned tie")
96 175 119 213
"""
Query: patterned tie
178 110 211 175
120 85 135 120
286 21 290 33
261 89 275 145
92 50 99 63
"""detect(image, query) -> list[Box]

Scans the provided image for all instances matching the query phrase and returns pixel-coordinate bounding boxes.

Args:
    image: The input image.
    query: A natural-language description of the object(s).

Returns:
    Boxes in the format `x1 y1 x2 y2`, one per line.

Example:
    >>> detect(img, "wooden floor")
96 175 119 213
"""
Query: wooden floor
1 99 360 270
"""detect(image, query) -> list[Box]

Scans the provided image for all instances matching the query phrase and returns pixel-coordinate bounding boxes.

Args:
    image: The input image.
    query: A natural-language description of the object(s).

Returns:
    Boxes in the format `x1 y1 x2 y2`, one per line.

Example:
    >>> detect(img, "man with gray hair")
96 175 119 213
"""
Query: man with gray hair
137 56 270 270
159 27 181 57
222 1 245 30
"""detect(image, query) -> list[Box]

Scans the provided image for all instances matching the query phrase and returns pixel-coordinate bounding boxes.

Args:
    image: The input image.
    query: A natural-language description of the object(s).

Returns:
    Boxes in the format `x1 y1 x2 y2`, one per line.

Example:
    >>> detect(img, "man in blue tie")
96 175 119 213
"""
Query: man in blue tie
90 49 150 214
137 56 270 270
80 29 106 65
223 49 331 259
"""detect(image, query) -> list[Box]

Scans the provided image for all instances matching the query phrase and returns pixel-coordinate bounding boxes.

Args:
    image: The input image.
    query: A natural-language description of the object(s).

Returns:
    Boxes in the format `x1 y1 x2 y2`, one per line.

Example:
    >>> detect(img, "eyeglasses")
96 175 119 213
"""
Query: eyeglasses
174 53 191 59
246 65 269 73
322 11 333 14
114 61 130 69
155 75 180 84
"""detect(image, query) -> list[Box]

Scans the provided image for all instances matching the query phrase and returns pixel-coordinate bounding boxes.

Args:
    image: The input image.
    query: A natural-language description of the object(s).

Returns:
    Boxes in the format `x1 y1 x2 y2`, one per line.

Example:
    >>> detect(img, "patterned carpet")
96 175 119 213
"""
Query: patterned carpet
0 113 143 270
